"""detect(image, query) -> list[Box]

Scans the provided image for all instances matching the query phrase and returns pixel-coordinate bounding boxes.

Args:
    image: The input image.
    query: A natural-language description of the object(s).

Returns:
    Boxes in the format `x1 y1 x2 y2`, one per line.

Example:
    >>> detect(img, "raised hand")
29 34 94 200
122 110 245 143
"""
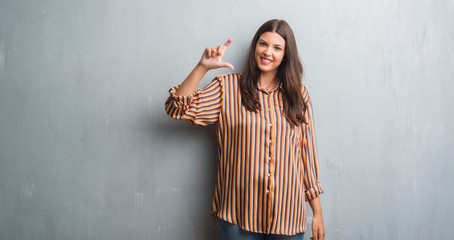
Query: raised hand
175 39 234 96
199 39 234 70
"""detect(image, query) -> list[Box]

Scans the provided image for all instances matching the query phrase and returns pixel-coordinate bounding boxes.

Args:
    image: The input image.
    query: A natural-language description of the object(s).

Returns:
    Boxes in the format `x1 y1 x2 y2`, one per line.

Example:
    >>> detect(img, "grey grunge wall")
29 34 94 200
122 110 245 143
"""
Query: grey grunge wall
1 0 453 239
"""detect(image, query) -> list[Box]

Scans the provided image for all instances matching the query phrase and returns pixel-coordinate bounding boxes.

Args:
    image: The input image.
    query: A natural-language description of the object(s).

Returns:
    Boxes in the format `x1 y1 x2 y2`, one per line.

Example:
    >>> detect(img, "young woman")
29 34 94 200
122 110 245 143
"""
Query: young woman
165 19 325 240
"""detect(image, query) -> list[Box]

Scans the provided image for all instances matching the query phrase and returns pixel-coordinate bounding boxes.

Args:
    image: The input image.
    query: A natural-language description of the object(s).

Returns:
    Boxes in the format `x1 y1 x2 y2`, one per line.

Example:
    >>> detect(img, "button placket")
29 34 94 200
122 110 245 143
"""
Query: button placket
266 91 278 232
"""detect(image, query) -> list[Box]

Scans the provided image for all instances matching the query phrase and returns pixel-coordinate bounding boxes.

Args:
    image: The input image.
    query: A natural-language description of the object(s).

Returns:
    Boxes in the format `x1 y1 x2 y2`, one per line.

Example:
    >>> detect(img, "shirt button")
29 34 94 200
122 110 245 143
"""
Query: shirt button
267 173 271 177
266 190 270 193
268 123 272 127
267 108 271 112
268 140 272 144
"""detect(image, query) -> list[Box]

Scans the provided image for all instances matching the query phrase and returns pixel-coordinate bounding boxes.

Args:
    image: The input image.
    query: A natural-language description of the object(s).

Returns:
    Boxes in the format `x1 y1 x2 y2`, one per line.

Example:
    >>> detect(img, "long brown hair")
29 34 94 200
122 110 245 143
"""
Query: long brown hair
240 19 307 126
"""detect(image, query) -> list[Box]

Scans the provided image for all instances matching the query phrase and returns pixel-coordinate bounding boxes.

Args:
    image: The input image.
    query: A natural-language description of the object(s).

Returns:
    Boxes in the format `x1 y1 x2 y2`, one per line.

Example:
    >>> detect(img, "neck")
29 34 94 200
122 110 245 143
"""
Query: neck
259 71 279 89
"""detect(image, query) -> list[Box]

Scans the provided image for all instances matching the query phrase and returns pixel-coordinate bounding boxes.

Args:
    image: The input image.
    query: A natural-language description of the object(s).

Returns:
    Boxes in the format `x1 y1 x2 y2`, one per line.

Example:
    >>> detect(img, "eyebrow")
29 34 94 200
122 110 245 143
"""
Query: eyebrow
258 38 284 47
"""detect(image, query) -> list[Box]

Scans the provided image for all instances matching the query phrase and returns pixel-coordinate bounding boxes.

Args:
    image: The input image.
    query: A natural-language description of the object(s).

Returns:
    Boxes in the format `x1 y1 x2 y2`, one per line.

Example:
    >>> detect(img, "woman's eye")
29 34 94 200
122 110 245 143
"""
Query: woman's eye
275 47 281 51
259 42 266 46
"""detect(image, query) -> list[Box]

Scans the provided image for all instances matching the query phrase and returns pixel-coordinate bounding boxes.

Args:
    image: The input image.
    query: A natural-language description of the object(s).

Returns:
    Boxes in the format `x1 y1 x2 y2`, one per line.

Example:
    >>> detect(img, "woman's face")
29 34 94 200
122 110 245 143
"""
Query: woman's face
255 31 286 75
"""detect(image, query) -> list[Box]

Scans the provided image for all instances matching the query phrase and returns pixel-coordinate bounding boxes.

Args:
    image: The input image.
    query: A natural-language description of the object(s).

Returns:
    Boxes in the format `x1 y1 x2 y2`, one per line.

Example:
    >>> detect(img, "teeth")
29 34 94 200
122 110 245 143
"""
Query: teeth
261 57 271 63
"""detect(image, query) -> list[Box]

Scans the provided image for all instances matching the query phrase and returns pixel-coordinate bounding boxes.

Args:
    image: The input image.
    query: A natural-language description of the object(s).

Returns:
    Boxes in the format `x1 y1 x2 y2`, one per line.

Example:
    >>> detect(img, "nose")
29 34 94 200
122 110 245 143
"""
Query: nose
264 46 272 56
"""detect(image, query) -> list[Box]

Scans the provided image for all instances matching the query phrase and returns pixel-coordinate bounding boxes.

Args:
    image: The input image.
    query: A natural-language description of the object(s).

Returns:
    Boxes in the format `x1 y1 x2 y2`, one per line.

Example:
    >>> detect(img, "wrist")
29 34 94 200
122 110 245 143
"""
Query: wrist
196 62 210 72
312 211 323 217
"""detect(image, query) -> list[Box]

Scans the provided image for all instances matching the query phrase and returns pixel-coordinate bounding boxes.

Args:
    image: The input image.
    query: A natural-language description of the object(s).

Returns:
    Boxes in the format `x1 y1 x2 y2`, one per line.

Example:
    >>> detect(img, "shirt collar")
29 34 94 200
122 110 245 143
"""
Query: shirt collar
257 81 283 93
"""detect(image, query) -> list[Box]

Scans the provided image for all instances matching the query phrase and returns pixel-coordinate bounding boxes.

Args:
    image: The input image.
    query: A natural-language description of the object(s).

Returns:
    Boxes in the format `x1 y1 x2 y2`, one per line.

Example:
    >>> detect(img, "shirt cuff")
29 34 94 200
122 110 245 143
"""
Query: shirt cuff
305 183 324 201
168 85 194 107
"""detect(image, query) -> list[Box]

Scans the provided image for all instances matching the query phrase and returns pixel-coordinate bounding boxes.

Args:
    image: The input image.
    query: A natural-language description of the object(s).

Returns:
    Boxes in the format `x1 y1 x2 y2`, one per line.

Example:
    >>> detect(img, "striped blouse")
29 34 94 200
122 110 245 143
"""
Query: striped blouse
165 73 323 235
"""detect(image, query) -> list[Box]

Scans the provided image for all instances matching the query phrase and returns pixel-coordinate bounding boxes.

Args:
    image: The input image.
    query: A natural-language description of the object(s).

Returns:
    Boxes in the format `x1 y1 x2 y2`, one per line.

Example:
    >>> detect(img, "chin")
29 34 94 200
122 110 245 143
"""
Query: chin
259 66 277 73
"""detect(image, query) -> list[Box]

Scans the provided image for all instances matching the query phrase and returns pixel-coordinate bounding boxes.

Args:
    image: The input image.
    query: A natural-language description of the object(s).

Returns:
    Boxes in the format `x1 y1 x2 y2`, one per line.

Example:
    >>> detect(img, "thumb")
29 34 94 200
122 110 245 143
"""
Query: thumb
220 62 234 70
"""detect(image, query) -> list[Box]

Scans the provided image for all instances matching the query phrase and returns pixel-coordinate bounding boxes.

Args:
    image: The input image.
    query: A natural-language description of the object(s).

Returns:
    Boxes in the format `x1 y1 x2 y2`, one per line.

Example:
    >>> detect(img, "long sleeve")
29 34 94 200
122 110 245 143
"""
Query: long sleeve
301 89 324 201
164 76 223 126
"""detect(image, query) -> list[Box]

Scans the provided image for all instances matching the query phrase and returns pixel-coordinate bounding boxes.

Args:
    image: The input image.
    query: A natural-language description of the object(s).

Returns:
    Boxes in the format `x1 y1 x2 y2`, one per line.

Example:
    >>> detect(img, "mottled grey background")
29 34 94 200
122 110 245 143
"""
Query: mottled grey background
1 0 453 239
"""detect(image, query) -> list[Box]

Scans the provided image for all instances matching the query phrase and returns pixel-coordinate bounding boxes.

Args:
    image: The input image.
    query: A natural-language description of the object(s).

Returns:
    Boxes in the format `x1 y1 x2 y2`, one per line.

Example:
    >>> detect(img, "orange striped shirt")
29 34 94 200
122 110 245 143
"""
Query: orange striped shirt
165 73 323 235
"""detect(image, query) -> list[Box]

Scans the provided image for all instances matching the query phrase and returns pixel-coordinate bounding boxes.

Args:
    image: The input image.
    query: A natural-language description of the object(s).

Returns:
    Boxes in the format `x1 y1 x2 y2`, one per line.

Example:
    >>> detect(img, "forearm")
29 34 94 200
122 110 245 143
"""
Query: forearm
308 196 322 216
175 63 209 96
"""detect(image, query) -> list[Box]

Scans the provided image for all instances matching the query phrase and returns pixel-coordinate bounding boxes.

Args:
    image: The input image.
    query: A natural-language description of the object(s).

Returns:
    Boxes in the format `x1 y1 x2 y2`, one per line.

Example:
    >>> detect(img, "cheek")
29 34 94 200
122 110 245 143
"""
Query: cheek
276 53 285 63
254 48 261 57
255 46 263 55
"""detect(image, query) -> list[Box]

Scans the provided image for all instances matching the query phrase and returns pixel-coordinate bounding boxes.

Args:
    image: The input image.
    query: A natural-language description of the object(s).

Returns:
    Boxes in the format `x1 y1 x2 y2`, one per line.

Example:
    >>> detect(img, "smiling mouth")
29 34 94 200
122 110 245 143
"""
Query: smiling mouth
260 57 272 65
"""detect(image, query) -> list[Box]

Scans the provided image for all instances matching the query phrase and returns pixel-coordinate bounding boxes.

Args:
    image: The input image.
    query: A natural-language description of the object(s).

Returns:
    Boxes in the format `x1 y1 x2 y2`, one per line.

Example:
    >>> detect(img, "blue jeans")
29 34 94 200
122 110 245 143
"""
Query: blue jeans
218 219 305 240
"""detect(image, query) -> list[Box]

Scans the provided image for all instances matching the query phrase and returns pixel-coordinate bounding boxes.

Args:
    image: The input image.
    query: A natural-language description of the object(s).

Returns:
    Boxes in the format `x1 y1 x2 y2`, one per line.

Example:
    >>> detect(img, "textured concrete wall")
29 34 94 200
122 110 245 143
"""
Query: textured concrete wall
1 0 453 239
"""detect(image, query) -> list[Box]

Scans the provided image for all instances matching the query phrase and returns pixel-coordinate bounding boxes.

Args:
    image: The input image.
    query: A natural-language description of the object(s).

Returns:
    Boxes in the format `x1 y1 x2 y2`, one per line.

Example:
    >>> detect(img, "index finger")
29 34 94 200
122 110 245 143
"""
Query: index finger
224 38 233 47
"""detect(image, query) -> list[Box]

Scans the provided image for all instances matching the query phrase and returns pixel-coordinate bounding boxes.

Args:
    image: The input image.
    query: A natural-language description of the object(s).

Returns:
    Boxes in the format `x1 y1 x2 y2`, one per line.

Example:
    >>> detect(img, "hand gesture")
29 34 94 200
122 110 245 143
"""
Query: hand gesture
198 39 234 70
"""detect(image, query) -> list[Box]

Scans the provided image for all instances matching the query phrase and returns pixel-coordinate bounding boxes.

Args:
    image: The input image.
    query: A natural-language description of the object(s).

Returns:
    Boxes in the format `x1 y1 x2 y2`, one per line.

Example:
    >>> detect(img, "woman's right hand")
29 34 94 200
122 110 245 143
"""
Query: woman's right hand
198 39 234 70
174 39 234 96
